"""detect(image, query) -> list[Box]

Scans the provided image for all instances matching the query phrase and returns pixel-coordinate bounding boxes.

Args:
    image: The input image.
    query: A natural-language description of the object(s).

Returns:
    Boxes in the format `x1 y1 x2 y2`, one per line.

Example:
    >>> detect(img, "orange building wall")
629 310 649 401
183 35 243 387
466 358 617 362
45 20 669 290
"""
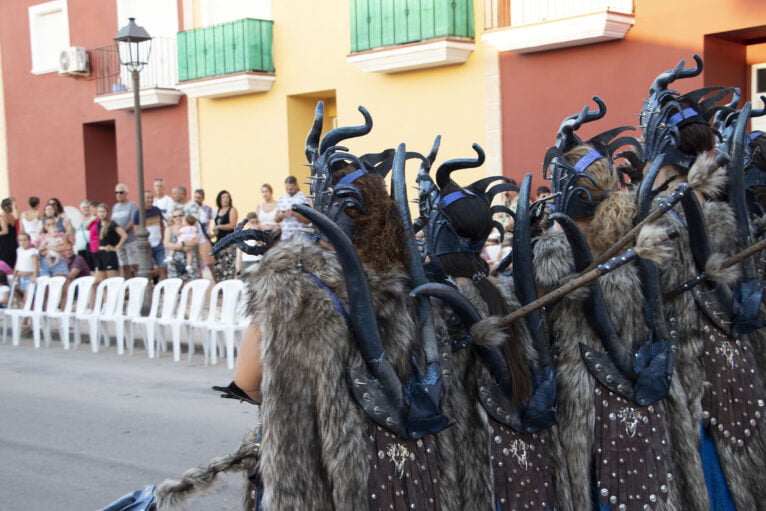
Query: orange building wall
0 0 189 207
499 0 766 184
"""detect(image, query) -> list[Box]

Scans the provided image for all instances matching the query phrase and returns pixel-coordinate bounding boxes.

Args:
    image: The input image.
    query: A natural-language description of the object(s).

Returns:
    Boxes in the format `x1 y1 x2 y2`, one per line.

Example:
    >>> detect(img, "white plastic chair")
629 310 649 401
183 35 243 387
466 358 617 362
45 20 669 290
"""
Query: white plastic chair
73 277 124 352
9 276 50 347
131 278 183 358
191 279 245 369
1 279 19 344
157 278 210 362
45 276 96 350
99 277 149 355
34 276 67 348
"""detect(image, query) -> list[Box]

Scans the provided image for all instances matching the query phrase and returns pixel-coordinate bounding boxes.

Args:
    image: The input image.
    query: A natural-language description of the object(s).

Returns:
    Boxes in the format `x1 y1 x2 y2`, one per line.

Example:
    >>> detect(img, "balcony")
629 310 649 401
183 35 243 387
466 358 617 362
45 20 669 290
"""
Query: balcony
482 0 635 53
176 18 275 99
93 37 183 111
347 0 475 74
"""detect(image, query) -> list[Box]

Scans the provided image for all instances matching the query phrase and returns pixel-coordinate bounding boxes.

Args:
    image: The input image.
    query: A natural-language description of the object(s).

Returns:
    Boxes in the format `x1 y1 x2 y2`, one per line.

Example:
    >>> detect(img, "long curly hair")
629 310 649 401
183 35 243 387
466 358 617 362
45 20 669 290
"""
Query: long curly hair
564 144 636 256
332 166 408 272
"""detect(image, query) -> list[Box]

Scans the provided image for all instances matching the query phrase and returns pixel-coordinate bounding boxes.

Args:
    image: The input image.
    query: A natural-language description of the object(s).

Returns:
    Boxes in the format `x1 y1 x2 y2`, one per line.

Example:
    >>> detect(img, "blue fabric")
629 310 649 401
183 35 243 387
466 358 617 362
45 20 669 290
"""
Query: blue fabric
700 423 736 511
337 168 365 185
304 271 352 329
440 188 477 207
573 148 602 173
669 107 700 126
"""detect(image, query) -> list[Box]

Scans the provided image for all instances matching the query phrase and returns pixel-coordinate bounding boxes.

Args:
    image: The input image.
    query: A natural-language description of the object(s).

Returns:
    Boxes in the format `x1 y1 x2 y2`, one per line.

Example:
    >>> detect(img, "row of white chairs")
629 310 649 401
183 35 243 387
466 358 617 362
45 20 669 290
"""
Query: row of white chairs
0 276 250 369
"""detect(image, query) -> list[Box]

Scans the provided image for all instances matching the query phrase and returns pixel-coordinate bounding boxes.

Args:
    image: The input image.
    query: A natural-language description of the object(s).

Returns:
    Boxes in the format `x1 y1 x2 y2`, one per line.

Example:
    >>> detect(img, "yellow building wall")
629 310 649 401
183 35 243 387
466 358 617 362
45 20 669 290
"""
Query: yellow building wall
195 0 491 215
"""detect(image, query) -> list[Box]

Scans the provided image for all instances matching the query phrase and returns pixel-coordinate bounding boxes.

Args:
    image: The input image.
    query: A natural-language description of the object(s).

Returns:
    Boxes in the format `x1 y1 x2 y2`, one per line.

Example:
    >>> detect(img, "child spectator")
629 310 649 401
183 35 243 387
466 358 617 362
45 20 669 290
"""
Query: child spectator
165 215 198 273
13 232 39 306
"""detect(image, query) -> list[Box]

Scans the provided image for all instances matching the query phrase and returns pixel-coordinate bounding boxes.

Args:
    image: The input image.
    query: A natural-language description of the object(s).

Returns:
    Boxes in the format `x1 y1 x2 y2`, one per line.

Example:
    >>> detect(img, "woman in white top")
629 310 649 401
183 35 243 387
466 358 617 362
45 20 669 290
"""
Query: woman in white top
257 184 280 236
20 196 43 246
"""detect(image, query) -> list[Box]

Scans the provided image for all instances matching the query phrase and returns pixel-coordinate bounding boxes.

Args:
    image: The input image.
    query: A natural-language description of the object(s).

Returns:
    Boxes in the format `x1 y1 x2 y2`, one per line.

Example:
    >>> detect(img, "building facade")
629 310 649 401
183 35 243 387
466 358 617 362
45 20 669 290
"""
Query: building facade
0 0 190 208
178 0 501 214
483 0 766 182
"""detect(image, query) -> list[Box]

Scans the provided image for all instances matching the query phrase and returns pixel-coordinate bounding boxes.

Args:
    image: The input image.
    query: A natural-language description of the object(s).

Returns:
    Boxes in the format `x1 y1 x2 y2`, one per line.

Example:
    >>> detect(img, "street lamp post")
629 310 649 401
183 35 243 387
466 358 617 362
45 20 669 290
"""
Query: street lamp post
114 17 153 282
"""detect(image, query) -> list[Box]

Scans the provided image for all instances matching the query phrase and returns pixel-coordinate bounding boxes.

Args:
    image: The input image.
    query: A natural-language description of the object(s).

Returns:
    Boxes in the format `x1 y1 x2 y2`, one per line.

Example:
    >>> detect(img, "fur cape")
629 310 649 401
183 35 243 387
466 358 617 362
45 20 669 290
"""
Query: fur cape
437 275 572 511
653 195 766 511
244 237 454 510
532 229 705 511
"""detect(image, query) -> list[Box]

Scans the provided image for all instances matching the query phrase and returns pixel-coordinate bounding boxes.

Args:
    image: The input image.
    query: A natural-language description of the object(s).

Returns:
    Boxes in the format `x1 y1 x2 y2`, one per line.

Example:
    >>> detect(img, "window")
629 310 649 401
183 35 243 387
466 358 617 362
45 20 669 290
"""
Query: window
752 63 766 132
200 0 272 26
28 0 70 74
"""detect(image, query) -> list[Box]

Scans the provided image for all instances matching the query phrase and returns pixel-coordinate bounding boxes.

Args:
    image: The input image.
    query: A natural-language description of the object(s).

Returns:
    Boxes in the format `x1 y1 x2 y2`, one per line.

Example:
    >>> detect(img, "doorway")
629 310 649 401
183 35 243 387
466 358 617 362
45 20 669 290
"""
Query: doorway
83 120 118 204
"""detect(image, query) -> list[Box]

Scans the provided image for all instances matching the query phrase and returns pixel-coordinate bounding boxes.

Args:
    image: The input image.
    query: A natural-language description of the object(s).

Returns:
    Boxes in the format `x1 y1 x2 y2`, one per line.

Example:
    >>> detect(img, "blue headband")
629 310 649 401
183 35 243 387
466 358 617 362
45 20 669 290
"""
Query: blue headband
440 189 477 207
573 148 602 173
337 169 366 185
668 107 700 127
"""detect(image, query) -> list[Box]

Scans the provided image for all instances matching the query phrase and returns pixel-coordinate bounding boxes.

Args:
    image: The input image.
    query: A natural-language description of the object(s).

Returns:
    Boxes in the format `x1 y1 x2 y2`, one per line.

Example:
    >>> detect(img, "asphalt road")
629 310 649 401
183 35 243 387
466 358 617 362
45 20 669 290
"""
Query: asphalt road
0 336 259 510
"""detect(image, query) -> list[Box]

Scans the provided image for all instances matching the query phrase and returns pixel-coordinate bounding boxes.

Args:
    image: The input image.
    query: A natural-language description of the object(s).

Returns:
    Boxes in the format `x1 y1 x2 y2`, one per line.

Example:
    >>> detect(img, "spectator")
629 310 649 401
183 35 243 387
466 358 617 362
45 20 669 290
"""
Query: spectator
164 207 200 282
257 184 280 236
165 214 197 274
193 189 214 236
88 201 100 268
43 201 74 244
112 184 138 278
275 176 310 241
0 198 18 269
152 178 175 220
171 185 200 219
135 190 167 281
74 200 97 270
94 203 127 282
64 248 91 279
192 188 215 270
19 196 42 245
62 248 91 306
536 185 551 201
211 190 238 281
236 212 264 275
0 270 10 308
37 216 71 278
13 232 38 307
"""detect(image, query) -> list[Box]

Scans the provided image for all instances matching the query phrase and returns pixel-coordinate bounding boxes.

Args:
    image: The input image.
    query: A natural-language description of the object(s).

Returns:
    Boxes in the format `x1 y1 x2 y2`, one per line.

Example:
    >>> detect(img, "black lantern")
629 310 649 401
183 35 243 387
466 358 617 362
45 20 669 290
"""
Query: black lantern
114 17 152 73
114 17 154 285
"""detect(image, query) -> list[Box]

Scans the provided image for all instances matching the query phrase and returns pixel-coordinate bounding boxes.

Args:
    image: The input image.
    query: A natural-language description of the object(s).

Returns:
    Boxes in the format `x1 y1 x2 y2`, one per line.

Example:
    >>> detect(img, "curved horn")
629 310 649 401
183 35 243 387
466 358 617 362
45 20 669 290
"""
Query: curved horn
435 144 486 189
636 155 666 222
292 203 404 405
305 101 324 163
470 176 512 195
551 213 637 378
411 282 512 391
512 174 552 367
319 106 373 154
650 53 703 94
391 143 440 365
486 182 519 203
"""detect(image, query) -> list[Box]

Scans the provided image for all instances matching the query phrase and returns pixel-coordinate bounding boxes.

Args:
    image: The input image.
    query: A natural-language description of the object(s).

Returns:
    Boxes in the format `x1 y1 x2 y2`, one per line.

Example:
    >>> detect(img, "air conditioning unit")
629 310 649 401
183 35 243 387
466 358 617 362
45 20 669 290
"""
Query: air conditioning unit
58 46 89 75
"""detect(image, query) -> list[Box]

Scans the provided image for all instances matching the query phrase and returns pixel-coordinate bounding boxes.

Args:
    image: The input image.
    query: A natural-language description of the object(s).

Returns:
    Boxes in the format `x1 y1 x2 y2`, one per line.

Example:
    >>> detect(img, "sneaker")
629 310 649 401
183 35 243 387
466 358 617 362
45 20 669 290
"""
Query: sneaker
164 256 173 264
185 265 194 273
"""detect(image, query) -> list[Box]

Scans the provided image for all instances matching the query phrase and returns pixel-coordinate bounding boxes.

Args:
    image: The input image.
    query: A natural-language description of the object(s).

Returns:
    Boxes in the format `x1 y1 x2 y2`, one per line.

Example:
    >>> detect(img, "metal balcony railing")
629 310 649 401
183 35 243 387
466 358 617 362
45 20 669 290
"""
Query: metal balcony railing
176 18 274 82
350 0 474 53
484 0 633 30
94 37 179 96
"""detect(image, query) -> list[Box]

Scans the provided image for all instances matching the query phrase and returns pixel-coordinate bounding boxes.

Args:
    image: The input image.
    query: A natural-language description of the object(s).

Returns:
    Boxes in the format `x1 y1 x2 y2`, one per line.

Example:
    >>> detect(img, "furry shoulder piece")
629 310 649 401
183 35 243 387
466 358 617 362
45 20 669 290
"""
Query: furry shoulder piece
243 237 442 510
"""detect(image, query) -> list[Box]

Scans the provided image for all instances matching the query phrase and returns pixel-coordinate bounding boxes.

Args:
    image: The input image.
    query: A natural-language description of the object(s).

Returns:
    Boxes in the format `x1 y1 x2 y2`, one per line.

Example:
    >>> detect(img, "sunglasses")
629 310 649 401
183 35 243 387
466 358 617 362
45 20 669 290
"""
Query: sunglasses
172 214 184 218
115 191 126 194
